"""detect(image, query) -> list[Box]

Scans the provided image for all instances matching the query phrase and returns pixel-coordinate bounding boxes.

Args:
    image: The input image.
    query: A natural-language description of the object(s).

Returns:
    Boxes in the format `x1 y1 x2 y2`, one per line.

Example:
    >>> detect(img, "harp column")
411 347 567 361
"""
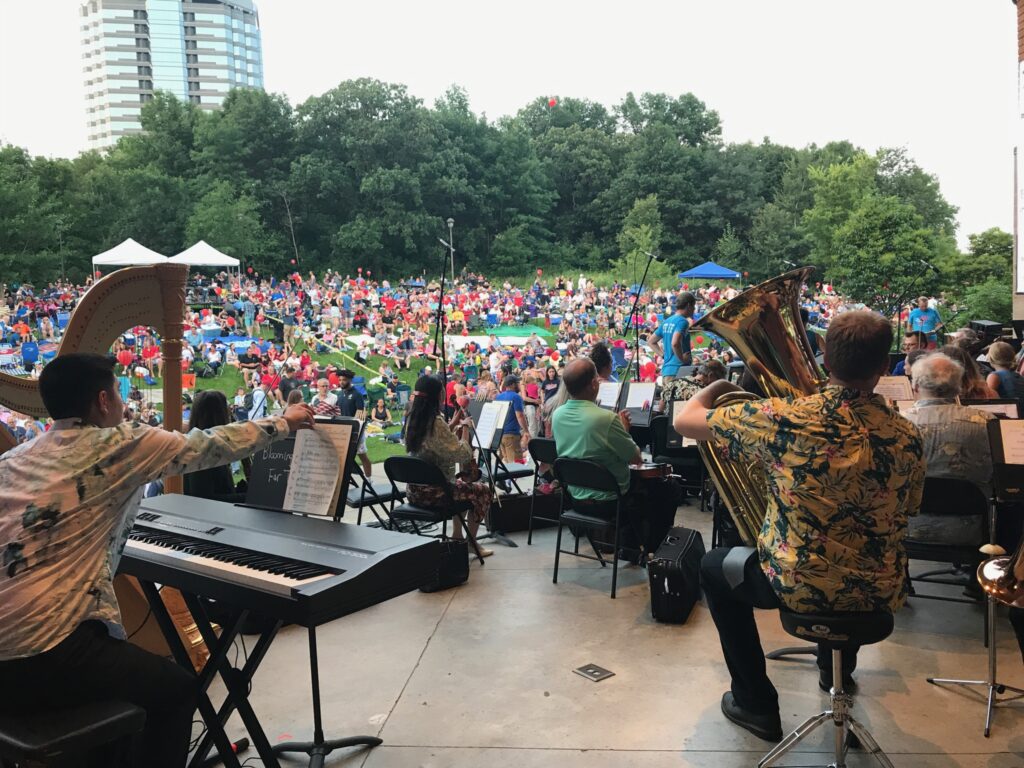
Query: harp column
157 264 188 494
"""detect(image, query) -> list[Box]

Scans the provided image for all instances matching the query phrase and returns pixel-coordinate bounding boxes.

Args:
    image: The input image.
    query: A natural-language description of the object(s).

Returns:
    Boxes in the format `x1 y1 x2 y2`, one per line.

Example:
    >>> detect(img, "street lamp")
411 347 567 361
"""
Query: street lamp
446 217 455 282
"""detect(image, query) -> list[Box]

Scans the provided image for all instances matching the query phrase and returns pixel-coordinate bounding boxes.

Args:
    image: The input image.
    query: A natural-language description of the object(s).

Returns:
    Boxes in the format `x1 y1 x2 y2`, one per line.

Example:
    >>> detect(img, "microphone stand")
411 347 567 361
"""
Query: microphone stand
888 264 930 354
433 237 452 397
625 250 658 383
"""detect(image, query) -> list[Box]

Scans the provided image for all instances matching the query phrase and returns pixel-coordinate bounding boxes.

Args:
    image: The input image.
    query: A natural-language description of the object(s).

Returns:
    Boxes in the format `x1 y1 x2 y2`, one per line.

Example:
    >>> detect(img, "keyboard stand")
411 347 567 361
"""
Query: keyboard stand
272 625 382 768
138 580 271 768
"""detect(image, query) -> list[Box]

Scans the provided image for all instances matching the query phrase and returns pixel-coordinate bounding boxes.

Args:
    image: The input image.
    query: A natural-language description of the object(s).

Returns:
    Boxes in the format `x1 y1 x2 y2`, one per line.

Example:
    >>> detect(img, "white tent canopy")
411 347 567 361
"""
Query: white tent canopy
169 240 240 267
91 238 167 268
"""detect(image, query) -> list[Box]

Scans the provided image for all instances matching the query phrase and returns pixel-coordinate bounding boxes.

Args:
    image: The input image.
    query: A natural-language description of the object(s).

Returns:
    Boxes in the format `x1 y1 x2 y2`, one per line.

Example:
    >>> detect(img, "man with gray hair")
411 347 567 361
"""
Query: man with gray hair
902 353 993 542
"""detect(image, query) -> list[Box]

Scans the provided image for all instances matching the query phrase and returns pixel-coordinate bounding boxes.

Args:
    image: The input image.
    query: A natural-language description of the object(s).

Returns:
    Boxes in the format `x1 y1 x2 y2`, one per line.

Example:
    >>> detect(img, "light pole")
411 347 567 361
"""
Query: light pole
446 217 455 282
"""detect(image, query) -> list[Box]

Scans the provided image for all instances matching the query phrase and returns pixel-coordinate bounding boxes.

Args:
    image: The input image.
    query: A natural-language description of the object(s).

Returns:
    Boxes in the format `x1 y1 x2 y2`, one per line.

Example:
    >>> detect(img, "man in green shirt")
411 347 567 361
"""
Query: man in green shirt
552 359 679 557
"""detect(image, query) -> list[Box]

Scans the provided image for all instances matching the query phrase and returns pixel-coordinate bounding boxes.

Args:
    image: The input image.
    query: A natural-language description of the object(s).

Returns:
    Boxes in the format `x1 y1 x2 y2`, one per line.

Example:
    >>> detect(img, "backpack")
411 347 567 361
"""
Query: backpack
243 390 255 412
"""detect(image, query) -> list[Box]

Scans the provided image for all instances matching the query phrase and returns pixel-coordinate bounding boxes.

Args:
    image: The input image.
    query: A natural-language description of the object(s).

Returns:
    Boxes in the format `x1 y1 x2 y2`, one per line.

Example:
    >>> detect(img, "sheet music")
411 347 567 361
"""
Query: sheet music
282 423 351 516
625 382 656 410
873 376 913 401
894 400 916 413
999 420 1024 464
967 402 1020 419
472 400 510 449
597 382 621 408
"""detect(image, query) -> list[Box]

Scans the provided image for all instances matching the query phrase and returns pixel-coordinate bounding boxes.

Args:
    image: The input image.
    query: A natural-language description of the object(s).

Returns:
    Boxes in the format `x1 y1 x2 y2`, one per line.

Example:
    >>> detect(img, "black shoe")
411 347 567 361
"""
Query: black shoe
720 692 782 742
818 672 857 694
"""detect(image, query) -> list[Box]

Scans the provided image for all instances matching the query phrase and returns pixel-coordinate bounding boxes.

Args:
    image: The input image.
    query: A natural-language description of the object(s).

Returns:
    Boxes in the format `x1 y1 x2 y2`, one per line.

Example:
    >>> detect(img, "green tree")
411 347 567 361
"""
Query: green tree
186 181 279 271
611 195 675 283
827 195 940 308
956 277 1012 323
616 92 722 147
713 223 744 268
938 227 1013 290
801 153 878 275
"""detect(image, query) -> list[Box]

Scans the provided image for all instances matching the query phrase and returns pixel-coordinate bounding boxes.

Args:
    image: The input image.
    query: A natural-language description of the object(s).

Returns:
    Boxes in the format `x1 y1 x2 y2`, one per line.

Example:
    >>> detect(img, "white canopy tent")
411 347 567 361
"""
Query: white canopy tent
170 241 242 283
91 238 167 273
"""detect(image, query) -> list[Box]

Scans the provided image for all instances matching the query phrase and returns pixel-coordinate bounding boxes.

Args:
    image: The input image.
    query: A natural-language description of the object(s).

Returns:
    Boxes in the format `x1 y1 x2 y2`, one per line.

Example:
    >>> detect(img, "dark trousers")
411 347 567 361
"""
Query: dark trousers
700 547 858 715
0 621 196 768
574 477 681 557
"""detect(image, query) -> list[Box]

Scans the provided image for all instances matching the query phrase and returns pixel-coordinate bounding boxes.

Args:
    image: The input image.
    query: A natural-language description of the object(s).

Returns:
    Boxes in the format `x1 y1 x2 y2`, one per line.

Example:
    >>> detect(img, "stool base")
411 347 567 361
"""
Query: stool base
760 649 894 768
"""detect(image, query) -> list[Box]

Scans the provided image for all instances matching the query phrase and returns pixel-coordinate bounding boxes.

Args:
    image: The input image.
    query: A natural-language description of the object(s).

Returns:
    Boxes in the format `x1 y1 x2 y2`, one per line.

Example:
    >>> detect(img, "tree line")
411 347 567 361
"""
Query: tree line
0 79 1012 317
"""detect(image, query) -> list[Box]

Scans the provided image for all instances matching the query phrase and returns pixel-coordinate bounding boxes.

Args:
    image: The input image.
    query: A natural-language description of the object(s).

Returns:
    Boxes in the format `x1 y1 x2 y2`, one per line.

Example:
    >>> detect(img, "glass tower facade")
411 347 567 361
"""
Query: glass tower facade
80 0 264 150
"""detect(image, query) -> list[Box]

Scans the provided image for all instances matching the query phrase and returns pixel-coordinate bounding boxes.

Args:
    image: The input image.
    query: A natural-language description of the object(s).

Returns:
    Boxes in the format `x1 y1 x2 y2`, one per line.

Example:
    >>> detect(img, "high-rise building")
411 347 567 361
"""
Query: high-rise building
79 0 264 150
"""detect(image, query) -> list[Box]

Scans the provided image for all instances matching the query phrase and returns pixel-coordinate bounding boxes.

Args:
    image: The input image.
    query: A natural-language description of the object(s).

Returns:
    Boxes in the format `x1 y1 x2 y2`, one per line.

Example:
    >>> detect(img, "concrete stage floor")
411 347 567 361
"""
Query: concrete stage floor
208 505 1024 768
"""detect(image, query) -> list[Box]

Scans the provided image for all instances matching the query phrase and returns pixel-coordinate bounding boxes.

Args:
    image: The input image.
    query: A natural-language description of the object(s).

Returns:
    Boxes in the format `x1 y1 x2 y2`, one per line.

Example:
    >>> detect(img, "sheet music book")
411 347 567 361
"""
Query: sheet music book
873 376 913 401
894 399 916 413
472 400 510 450
986 418 1024 502
281 421 354 516
597 381 621 409
245 418 359 518
962 400 1021 419
625 382 656 410
666 400 697 449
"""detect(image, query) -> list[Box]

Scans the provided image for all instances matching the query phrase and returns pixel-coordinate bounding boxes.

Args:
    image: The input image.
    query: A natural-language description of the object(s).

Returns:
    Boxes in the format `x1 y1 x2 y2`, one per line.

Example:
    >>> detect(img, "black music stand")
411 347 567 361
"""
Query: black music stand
926 420 1024 737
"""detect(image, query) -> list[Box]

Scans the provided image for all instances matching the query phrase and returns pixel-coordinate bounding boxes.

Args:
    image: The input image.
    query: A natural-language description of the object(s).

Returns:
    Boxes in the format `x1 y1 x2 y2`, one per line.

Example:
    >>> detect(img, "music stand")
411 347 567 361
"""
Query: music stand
960 399 1022 420
470 400 519 548
926 419 1024 736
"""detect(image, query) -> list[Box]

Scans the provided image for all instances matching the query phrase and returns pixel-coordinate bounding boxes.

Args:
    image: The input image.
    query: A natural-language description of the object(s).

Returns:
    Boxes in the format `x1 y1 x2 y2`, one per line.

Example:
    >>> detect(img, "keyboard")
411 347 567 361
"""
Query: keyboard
118 494 440 627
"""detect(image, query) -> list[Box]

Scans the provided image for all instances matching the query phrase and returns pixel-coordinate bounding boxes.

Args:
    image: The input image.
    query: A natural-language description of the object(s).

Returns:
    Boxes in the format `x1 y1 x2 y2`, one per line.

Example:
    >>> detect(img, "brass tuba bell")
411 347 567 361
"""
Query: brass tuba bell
688 268 826 546
978 537 1024 608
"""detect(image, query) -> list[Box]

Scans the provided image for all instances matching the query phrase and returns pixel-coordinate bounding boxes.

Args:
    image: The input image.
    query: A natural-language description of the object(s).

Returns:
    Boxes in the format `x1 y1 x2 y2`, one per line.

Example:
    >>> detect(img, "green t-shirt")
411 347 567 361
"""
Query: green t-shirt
551 399 636 500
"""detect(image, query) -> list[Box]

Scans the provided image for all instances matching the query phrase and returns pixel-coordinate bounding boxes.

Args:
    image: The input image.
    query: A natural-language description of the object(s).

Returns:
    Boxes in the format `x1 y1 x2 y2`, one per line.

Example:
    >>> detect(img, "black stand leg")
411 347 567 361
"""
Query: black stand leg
273 626 382 767
477 448 518 548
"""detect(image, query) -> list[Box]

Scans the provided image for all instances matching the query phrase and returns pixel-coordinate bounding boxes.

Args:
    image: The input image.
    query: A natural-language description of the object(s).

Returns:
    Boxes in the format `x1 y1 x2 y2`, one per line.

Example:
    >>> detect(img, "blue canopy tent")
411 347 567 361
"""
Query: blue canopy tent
678 261 741 281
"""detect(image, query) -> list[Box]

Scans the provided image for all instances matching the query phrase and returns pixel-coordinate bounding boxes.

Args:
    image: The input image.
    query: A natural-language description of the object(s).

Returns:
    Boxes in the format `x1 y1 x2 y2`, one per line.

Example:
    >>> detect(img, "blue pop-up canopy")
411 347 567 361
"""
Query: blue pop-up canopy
678 261 741 280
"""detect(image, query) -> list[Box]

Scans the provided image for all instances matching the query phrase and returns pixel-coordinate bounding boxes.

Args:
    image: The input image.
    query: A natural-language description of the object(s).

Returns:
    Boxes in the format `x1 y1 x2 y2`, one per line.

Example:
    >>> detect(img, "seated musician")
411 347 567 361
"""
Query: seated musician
674 311 925 742
552 358 679 560
184 390 251 504
0 353 315 768
659 359 726 412
404 375 493 558
902 353 994 542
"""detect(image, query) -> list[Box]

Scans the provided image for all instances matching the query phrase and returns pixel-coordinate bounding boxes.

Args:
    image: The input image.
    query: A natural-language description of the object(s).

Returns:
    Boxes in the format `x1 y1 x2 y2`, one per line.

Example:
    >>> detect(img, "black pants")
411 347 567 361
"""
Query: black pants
0 621 196 768
574 477 680 557
700 547 858 715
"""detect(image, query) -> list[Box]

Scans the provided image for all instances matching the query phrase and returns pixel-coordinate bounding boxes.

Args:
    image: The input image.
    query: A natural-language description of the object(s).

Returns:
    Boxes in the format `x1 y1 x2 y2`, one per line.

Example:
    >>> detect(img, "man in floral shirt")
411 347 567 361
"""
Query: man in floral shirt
674 311 925 742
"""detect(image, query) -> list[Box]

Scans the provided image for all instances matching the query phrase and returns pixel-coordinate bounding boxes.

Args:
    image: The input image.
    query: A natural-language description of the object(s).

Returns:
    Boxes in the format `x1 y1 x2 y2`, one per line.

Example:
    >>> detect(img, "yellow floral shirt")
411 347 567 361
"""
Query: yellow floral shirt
706 386 925 612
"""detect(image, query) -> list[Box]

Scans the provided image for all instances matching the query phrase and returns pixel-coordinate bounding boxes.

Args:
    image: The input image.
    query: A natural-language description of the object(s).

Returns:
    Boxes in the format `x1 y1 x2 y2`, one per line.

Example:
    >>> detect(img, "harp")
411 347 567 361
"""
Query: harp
0 263 208 668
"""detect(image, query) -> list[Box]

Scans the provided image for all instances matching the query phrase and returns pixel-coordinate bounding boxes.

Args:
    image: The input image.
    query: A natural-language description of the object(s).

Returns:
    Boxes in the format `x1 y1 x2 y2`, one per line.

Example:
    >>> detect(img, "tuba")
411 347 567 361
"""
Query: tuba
0 264 210 670
689 268 826 546
978 538 1024 608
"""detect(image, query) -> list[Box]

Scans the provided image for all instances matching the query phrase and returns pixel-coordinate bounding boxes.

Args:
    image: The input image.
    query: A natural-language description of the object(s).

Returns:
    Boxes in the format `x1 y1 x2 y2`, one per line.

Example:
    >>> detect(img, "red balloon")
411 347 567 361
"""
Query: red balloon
290 259 296 265
743 271 749 277
94 270 101 278
357 267 362 272
247 266 254 274
367 271 372 276
548 98 557 107
695 335 705 345
536 268 543 276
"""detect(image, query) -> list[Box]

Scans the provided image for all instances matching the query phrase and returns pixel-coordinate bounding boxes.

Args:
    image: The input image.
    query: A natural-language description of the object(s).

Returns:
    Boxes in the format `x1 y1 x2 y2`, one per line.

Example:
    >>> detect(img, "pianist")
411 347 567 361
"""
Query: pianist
0 353 315 768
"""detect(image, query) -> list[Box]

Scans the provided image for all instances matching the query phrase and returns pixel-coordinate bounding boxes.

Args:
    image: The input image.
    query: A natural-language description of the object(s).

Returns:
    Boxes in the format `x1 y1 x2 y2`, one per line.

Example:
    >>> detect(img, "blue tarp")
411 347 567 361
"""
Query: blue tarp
678 261 741 280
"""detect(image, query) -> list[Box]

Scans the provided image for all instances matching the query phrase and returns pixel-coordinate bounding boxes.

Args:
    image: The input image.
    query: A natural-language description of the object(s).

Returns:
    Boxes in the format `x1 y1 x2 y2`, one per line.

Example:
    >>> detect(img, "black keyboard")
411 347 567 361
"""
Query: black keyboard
118 495 440 627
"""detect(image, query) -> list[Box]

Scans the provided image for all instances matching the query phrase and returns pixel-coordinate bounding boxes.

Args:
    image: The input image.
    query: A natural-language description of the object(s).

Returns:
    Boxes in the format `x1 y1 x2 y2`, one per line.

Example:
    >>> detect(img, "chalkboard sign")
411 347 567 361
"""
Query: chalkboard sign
244 417 361 518
245 436 296 512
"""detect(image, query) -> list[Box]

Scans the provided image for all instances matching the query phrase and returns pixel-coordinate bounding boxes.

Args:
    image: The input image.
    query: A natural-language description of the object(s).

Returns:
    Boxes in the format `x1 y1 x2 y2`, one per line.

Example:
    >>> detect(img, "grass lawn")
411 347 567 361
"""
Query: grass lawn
136 321 716 464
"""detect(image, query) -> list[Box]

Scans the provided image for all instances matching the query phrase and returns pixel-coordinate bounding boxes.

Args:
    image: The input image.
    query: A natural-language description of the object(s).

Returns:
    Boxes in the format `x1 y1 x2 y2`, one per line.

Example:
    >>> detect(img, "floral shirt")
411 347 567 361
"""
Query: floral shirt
0 416 289 659
706 386 925 612
660 376 702 411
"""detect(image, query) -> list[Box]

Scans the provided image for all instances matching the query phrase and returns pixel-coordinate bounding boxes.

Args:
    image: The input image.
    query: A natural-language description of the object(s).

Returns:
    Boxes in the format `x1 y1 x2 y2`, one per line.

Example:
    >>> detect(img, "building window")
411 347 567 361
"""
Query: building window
135 38 149 48
188 81 199 91
139 93 153 103
189 95 201 105
183 12 195 21
186 54 198 64
187 68 199 78
185 40 197 49
138 66 152 76
136 51 151 62
184 26 196 36
134 24 148 34
133 9 147 19
139 79 153 90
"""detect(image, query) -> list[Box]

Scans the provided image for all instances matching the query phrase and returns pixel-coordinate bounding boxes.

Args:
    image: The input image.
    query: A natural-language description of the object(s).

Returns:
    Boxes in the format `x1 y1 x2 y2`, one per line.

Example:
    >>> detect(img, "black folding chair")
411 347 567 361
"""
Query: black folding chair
383 456 486 565
906 477 990 605
526 437 559 545
346 462 405 527
552 458 630 598
650 415 705 509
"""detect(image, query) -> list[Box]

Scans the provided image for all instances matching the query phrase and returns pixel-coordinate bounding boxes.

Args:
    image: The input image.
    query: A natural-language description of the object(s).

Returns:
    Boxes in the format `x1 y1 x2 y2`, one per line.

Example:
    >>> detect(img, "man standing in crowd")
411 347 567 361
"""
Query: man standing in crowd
674 311 925 741
495 373 529 464
892 331 928 375
907 296 943 349
0 353 314 768
649 292 695 384
336 368 372 477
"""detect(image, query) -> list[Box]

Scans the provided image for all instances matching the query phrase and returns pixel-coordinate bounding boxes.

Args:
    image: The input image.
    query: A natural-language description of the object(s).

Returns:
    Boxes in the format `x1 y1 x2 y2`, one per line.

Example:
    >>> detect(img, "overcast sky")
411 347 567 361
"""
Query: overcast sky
0 1 1018 248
